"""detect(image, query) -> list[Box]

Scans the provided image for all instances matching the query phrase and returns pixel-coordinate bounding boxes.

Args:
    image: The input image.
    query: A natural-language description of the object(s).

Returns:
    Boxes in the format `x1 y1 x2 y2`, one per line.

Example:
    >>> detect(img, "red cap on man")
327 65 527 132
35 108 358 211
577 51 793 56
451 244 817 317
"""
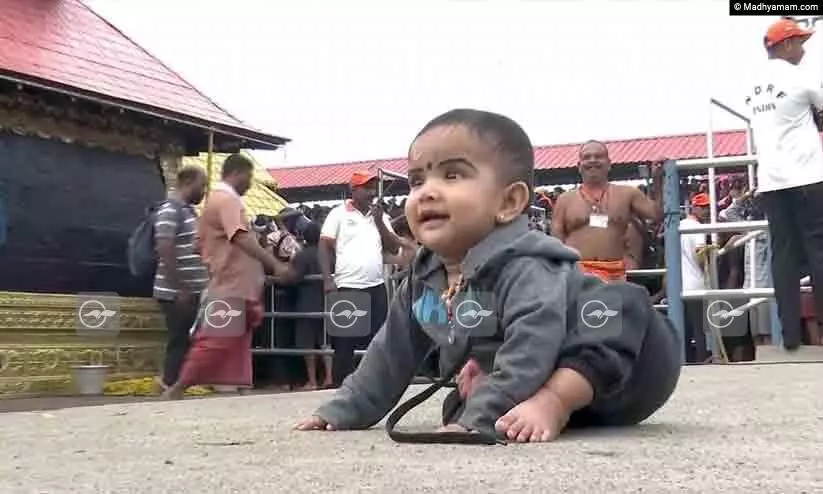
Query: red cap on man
350 171 376 187
765 18 814 48
691 193 710 207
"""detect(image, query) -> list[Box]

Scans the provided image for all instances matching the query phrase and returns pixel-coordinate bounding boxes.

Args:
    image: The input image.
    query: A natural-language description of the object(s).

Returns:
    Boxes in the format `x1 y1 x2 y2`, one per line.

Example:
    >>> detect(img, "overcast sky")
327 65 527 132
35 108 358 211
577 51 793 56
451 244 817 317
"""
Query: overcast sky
87 0 823 168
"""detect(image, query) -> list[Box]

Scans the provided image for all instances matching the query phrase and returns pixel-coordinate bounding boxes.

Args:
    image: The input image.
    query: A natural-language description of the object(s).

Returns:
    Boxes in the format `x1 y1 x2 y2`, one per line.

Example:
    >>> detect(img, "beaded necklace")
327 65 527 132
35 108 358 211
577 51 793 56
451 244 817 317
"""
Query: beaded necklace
579 183 610 214
440 272 465 344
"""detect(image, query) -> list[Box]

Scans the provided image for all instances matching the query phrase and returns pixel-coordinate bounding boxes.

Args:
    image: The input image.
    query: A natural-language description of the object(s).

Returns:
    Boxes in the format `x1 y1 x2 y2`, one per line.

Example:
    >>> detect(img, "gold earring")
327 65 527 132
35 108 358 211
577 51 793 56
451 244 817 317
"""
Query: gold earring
497 214 505 223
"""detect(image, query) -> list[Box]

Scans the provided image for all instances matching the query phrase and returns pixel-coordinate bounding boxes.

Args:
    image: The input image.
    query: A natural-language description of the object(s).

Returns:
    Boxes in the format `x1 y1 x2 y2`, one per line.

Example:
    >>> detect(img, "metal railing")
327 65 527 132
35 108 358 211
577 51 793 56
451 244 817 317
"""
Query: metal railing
252 273 382 357
252 167 409 360
663 99 811 362
717 229 766 256
627 268 667 277
252 274 341 357
255 268 671 356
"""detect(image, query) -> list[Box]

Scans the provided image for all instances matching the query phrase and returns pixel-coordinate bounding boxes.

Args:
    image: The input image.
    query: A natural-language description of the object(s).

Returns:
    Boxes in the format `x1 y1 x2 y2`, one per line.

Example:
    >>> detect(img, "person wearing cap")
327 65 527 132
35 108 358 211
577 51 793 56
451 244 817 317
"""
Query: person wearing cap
319 170 401 386
744 17 823 350
680 193 712 363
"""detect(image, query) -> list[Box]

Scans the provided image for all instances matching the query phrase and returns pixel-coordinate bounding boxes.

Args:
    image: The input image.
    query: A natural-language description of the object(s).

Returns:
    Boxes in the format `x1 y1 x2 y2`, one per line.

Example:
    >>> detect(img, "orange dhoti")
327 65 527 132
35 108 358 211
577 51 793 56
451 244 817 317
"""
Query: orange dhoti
579 259 627 282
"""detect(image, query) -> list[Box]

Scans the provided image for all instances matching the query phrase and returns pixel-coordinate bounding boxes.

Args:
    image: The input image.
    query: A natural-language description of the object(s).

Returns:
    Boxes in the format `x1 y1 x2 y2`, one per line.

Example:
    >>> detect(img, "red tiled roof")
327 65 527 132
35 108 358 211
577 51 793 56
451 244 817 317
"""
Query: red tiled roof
269 130 750 189
0 0 287 147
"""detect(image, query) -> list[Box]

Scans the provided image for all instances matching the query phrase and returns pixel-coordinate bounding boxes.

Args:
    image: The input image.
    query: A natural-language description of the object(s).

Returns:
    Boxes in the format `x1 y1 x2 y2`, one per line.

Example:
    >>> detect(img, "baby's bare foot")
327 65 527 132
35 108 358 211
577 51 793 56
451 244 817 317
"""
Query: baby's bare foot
494 387 570 443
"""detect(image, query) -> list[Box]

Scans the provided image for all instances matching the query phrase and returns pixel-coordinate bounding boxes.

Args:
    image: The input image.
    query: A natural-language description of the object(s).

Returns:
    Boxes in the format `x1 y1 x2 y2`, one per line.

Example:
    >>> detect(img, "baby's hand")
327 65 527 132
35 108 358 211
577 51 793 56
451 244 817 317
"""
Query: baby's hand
294 415 336 431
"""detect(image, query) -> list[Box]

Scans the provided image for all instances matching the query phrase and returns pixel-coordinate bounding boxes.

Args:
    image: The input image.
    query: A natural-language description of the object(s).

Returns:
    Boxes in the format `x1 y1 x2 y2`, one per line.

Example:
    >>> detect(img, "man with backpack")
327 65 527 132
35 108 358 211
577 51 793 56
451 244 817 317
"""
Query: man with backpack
152 165 209 391
163 153 292 399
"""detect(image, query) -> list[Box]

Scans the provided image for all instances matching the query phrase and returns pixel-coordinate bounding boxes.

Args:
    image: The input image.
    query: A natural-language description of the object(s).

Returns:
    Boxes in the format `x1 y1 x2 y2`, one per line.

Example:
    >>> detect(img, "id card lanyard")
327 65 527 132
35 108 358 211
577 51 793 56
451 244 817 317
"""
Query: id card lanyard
580 185 609 229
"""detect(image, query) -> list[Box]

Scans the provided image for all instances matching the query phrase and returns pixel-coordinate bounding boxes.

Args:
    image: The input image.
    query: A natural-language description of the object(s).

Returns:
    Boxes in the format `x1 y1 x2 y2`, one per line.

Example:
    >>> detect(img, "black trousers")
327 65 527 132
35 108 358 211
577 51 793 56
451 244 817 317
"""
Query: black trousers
683 299 709 364
331 283 388 386
158 298 199 387
759 182 823 349
443 284 682 429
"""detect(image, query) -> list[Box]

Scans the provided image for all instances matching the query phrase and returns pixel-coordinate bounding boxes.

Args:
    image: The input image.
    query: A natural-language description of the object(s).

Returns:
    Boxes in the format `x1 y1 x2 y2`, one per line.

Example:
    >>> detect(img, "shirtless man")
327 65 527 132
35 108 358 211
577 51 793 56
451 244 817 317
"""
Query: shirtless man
551 140 664 281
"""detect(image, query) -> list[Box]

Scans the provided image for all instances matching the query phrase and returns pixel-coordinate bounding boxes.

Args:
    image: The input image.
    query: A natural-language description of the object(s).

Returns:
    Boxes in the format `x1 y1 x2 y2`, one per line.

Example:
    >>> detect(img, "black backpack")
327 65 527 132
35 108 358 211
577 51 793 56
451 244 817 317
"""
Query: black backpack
127 200 183 278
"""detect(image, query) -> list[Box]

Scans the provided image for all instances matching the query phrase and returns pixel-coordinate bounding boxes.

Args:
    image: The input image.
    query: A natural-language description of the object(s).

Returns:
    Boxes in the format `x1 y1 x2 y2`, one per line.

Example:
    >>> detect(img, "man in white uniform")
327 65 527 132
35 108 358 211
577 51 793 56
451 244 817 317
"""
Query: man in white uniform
744 18 823 350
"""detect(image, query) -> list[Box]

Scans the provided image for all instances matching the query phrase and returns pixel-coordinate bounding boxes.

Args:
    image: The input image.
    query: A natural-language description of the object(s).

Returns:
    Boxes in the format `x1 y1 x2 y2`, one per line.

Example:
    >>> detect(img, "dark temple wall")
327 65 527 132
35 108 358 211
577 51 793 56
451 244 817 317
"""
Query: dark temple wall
0 133 166 296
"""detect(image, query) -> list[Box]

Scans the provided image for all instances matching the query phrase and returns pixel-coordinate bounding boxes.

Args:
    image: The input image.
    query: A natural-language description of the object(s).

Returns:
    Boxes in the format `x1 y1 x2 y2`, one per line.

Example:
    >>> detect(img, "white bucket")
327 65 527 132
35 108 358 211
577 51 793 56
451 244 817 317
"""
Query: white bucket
70 365 110 395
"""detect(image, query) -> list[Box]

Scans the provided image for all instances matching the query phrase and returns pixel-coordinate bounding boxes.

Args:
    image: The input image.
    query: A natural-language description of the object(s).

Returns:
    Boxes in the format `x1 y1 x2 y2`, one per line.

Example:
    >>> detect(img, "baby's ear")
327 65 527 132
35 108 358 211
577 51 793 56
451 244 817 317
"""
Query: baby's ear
498 181 531 223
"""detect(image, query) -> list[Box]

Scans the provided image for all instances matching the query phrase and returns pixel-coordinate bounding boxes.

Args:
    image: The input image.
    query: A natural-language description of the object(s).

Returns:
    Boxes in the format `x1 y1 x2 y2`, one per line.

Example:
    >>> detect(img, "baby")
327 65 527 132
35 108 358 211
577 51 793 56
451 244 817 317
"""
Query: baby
295 109 681 442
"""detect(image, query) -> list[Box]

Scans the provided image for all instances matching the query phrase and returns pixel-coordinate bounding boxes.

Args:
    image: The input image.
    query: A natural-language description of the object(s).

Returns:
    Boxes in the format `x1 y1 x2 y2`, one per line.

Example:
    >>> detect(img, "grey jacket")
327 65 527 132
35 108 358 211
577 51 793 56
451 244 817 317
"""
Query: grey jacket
314 215 634 435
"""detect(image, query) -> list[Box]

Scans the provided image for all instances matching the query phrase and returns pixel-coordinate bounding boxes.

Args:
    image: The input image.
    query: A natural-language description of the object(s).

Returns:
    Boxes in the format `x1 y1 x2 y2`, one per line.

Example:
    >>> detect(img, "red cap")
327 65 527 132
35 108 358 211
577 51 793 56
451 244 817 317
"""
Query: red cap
765 18 814 48
691 193 710 207
350 171 376 187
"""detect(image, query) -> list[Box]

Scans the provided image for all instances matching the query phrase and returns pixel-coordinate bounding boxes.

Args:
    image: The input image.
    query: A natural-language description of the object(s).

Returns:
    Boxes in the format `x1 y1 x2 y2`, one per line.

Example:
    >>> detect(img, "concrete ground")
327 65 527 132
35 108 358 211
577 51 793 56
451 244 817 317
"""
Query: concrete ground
1 362 822 493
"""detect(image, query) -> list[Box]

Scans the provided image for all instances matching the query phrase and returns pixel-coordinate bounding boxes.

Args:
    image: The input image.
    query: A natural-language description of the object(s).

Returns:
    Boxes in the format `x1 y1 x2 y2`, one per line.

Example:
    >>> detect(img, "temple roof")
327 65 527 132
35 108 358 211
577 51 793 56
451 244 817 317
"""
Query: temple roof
0 0 288 150
183 152 289 218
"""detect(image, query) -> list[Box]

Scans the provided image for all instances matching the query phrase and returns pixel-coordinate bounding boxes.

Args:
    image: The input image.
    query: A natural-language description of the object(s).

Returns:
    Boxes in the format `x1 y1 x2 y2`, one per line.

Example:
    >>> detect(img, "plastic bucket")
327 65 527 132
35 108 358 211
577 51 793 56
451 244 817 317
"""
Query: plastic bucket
70 365 110 395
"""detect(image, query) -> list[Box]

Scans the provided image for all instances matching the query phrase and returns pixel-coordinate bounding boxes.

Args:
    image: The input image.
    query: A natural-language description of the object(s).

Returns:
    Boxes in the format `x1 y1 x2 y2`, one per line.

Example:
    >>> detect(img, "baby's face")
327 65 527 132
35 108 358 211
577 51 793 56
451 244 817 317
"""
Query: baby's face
405 124 503 261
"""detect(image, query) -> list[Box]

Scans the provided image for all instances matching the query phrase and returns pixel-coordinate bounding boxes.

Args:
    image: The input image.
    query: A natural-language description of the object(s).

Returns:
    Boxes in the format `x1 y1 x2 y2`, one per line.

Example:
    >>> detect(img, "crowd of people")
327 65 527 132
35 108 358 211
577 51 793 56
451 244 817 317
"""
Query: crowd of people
150 148 817 402
137 16 822 445
277 137 823 374
149 145 818 398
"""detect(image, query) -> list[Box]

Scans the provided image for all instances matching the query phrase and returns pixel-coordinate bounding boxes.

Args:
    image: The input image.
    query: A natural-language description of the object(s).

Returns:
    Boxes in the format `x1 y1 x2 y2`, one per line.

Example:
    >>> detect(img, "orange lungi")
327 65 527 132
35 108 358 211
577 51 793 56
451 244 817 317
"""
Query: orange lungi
579 259 627 282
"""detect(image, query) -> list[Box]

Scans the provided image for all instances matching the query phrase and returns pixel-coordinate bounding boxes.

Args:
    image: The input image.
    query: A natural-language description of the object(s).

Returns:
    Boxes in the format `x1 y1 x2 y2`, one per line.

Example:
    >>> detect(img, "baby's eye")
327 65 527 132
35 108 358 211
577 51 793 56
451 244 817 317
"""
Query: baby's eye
444 170 461 180
409 177 424 188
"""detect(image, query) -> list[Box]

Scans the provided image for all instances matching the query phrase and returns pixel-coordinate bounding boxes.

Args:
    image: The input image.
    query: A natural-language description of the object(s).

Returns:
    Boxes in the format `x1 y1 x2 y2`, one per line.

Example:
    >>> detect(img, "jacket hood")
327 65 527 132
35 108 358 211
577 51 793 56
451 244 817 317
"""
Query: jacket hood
412 215 580 283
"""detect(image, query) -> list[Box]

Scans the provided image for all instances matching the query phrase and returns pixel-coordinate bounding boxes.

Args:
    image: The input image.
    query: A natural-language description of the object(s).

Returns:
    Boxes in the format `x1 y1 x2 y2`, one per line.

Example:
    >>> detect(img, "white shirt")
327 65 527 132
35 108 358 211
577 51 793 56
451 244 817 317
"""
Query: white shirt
680 217 707 292
745 58 823 193
320 200 395 289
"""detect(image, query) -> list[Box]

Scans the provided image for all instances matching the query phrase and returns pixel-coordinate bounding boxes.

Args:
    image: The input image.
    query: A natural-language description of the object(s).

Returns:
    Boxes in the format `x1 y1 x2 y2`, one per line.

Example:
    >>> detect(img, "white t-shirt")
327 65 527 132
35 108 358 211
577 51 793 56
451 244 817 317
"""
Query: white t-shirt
680 217 707 292
745 58 823 193
320 201 395 289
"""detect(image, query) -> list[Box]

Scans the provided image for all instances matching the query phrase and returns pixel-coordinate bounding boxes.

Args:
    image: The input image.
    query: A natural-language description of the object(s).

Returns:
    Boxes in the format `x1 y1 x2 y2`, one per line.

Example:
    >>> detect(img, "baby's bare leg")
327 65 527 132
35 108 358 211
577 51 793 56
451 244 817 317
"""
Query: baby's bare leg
494 368 594 443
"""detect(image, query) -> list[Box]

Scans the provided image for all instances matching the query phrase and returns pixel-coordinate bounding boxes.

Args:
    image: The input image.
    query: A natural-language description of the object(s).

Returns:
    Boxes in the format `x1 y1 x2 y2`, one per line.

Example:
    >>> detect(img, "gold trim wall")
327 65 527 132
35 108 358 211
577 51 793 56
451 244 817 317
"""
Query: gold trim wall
0 89 177 396
0 291 166 396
